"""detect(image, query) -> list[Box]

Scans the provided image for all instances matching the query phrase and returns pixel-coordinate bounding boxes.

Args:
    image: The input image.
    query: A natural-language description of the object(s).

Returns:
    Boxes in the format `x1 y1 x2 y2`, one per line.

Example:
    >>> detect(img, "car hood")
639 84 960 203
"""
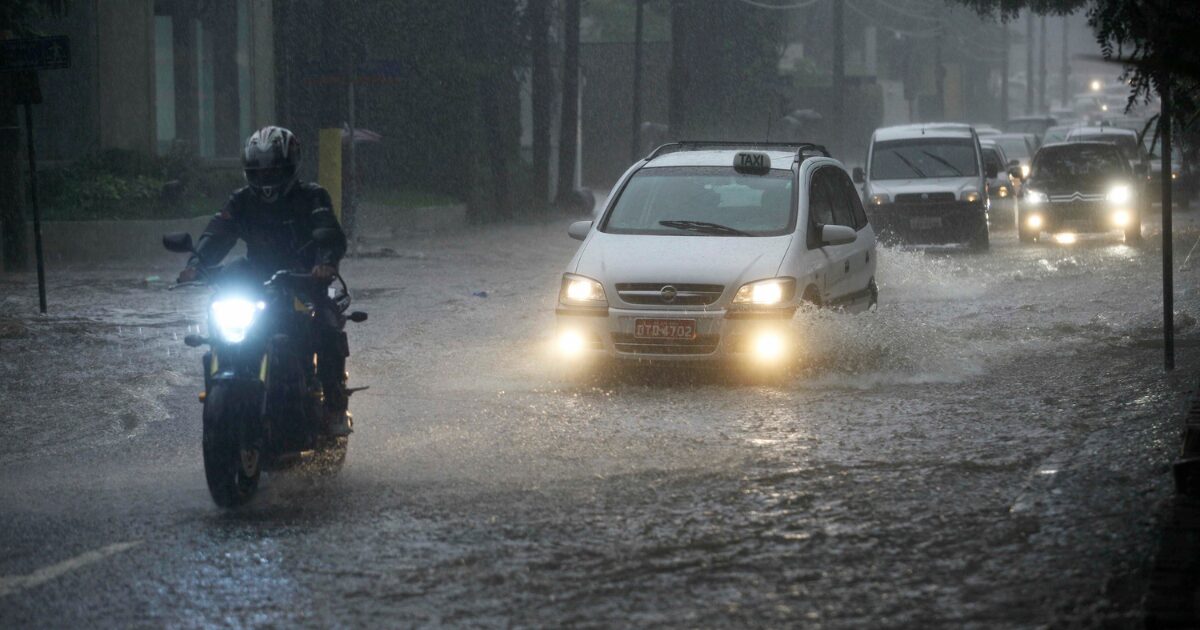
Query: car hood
869 177 980 197
573 232 793 291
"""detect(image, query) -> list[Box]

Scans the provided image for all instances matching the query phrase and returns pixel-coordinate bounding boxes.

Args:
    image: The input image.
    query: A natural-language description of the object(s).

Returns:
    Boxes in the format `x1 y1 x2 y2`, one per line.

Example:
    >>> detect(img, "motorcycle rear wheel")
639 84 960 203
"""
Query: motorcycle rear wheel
202 383 260 507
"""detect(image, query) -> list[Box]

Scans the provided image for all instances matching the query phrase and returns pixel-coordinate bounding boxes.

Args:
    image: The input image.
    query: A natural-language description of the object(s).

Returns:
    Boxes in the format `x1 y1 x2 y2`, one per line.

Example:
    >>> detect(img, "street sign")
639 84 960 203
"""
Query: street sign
0 36 71 72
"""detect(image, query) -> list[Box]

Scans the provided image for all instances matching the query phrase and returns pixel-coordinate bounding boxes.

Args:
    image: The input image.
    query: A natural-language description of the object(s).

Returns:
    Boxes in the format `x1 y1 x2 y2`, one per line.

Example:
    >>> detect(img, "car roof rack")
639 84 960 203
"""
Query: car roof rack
645 140 831 163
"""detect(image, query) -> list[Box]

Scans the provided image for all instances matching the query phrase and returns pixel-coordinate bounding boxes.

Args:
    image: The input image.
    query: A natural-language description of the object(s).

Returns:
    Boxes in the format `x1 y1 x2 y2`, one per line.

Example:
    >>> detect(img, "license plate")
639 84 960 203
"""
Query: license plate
634 319 697 340
910 217 942 229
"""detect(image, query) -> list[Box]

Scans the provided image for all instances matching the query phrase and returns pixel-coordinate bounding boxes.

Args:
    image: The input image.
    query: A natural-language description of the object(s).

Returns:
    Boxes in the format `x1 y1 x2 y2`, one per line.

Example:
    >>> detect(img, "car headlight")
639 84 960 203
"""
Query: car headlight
1027 214 1044 229
732 278 796 306
869 193 890 206
1024 190 1047 205
211 298 263 343
559 274 607 306
1106 184 1131 204
1021 165 1031 178
962 190 980 203
997 185 1009 198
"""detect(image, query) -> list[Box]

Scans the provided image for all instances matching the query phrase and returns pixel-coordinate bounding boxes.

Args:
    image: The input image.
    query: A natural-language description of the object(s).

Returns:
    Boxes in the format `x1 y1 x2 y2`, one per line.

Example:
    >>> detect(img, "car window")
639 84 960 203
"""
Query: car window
1069 133 1139 161
841 173 869 230
824 169 856 229
869 138 979 179
602 166 795 237
1032 145 1129 181
808 170 834 226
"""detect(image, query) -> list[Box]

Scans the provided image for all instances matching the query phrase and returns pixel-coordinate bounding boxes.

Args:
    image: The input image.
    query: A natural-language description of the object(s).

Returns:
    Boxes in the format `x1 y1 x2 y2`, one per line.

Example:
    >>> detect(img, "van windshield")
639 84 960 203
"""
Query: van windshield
870 138 979 180
602 166 794 237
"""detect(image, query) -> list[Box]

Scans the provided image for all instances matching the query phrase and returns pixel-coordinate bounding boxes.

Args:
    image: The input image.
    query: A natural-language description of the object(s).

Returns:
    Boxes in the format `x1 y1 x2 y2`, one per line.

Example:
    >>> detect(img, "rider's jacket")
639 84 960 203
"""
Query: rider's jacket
188 183 347 275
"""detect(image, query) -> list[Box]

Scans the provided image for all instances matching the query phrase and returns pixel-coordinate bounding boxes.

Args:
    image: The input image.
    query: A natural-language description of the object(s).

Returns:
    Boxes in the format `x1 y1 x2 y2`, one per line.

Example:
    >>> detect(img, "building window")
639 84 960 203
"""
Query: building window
196 18 216 158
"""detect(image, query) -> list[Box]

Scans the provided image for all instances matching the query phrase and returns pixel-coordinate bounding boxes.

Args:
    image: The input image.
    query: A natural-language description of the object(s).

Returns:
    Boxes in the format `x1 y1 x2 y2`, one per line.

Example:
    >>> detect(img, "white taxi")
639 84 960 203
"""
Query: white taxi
555 142 877 367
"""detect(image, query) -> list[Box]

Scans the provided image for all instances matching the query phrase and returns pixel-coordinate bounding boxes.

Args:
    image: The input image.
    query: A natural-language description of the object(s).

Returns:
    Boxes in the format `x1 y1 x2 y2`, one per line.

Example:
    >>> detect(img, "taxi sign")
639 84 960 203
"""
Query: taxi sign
734 151 771 174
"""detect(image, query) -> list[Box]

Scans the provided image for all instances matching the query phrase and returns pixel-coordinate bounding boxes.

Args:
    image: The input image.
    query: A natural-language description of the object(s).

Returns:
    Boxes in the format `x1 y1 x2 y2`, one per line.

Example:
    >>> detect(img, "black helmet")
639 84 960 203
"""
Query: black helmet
243 126 300 203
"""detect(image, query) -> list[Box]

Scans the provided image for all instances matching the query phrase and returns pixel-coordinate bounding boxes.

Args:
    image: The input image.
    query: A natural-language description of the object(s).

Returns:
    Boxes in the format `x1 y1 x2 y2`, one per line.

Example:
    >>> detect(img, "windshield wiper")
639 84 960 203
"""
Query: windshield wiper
893 152 927 178
919 150 963 176
659 220 751 236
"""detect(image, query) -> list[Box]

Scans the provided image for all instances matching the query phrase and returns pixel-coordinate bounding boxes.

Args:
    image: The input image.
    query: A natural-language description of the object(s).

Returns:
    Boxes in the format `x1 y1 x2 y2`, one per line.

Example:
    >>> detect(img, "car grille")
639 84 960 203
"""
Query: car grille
611 333 720 355
1047 200 1106 220
615 283 724 306
895 192 956 203
1049 192 1105 203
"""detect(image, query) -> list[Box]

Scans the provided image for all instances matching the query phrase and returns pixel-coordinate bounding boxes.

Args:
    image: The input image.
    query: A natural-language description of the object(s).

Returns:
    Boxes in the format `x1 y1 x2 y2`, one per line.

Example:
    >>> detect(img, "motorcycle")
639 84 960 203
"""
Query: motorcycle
163 229 367 507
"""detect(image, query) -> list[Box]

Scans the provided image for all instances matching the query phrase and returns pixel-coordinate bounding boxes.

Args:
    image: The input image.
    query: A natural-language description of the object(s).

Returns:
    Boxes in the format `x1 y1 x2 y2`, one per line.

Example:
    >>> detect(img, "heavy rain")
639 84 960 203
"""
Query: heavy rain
1 0 1199 627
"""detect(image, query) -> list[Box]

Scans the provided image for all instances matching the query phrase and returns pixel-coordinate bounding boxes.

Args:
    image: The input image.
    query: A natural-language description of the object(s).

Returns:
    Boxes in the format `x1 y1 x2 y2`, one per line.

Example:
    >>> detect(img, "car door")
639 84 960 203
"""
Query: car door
809 167 858 305
835 170 875 305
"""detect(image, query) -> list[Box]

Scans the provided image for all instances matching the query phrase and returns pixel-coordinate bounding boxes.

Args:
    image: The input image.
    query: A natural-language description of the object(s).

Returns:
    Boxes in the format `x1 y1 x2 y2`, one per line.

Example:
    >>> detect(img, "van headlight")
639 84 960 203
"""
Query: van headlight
1107 184 1131 204
559 274 607 306
211 298 264 343
732 278 796 306
1024 190 1047 205
962 190 981 203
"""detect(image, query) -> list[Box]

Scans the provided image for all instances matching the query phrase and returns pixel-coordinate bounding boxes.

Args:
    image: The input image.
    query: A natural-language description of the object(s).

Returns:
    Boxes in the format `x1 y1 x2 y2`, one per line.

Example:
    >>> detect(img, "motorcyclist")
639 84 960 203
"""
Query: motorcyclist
177 126 352 436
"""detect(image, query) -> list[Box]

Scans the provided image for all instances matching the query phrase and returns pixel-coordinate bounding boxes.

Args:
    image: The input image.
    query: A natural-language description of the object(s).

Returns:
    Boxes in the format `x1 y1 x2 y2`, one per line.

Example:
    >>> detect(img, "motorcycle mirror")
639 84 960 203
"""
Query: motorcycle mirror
162 232 195 254
312 228 339 244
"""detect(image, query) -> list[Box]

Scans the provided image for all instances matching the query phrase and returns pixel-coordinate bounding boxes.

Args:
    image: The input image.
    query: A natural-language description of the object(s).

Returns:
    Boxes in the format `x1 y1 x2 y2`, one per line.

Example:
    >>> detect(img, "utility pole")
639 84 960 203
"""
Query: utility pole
1025 10 1034 115
1060 16 1069 108
1037 14 1047 112
631 0 644 162
832 0 845 153
556 0 581 205
1000 22 1010 124
1161 80 1175 370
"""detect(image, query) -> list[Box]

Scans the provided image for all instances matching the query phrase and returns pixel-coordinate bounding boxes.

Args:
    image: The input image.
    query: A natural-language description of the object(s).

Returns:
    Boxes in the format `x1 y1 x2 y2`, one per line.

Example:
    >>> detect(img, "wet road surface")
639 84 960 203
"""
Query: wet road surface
2 209 1200 627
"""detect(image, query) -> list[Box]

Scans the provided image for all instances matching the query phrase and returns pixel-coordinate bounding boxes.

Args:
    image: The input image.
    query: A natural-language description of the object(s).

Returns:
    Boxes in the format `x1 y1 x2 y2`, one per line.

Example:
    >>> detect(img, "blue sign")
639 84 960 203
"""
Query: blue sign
0 36 71 72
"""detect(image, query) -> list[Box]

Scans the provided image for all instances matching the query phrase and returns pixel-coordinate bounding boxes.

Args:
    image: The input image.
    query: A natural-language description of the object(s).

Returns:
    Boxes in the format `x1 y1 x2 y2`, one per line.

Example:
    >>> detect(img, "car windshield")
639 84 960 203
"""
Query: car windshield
1031 145 1128 182
869 138 978 180
995 137 1030 159
602 166 794 236
1070 133 1138 160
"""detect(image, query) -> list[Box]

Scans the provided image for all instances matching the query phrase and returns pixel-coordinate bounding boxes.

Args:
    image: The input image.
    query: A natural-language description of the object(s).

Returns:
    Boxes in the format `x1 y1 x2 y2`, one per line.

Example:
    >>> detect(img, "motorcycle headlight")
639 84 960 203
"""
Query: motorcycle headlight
559 274 607 306
1020 165 1031 178
211 298 263 343
732 278 796 306
1024 190 1048 205
869 193 890 206
1106 184 1131 204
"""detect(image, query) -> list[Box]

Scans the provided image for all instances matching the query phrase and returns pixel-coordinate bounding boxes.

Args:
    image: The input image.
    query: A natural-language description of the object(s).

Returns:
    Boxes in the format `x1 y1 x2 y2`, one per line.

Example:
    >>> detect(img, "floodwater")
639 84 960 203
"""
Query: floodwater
1 207 1198 627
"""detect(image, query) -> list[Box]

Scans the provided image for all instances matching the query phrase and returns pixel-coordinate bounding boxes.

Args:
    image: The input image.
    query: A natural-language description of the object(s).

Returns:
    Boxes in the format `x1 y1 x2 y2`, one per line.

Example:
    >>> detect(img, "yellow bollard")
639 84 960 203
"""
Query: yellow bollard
318 128 343 222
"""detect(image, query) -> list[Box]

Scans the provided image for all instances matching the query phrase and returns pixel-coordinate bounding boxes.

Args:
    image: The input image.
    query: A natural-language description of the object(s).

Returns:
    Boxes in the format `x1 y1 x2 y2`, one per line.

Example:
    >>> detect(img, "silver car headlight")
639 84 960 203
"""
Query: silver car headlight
559 274 607 306
211 298 263 343
732 278 796 306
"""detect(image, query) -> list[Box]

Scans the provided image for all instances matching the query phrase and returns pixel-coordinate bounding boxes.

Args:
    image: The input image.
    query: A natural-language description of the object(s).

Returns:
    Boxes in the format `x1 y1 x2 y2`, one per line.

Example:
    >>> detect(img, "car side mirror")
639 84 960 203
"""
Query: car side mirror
852 167 865 184
986 165 999 179
567 220 592 241
162 232 195 254
1008 167 1024 180
820 224 857 246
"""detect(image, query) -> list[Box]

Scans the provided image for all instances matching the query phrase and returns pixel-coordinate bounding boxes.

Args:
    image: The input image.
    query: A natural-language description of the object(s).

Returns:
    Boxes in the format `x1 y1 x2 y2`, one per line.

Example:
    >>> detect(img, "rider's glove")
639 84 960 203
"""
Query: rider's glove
177 267 199 284
312 265 337 281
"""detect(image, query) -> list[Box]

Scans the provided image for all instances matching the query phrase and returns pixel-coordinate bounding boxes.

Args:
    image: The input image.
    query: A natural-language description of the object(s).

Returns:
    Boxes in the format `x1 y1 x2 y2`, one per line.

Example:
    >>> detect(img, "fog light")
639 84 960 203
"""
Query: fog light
1112 209 1131 227
753 332 786 362
558 330 586 356
1027 214 1043 229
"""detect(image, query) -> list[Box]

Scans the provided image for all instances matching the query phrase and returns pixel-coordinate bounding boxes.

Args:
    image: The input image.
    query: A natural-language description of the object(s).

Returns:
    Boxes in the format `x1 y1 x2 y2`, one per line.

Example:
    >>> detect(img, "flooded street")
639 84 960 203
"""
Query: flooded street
2 213 1198 627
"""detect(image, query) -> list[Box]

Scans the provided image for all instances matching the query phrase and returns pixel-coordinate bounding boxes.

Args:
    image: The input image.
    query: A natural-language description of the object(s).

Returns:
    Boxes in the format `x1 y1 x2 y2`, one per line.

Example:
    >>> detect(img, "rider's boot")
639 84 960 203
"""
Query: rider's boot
322 381 352 437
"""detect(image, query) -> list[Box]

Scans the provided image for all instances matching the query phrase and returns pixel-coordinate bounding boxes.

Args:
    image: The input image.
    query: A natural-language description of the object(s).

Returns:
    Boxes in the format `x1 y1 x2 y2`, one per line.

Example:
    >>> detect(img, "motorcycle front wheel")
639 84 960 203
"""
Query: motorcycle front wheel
202 382 260 507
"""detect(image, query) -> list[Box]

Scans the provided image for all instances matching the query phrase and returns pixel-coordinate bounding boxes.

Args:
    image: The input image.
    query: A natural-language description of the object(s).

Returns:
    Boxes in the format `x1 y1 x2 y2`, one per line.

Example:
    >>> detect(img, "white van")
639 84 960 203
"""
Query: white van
555 142 877 367
854 124 993 250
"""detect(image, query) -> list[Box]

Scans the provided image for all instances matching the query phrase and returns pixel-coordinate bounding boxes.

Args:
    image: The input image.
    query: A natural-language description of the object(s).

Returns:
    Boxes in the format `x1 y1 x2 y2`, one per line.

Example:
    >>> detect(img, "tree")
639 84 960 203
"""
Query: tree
556 0 581 207
527 0 553 205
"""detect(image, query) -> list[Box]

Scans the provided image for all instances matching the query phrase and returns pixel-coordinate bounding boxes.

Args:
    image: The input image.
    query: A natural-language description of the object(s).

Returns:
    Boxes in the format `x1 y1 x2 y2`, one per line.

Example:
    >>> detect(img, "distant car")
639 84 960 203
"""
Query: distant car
1017 142 1142 243
556 142 877 367
1005 116 1057 145
1040 125 1074 146
855 123 990 250
991 133 1037 180
980 141 1019 225
973 125 1002 138
1143 139 1193 208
